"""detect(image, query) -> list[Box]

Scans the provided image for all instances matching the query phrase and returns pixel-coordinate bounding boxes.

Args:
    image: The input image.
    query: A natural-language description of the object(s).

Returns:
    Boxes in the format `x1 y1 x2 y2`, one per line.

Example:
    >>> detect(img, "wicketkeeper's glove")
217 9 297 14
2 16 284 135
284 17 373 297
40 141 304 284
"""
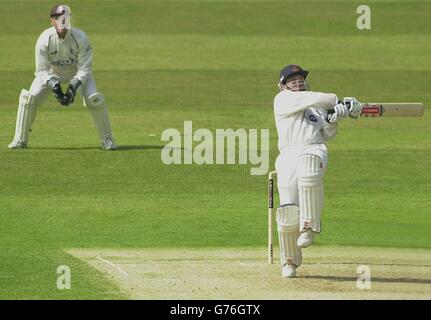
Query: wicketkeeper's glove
47 78 65 105
63 79 82 106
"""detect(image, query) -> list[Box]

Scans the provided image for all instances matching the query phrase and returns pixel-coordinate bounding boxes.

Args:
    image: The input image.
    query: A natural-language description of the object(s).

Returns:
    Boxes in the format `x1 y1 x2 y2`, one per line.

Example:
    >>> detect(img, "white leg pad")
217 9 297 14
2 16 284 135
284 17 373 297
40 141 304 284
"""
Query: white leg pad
12 89 37 144
298 154 324 232
276 205 302 267
85 92 114 141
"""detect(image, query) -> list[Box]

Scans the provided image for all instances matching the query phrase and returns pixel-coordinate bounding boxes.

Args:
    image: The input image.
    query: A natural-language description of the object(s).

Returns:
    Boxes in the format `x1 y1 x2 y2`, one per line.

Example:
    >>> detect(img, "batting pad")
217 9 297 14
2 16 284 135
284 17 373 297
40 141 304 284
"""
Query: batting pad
298 154 324 233
276 205 302 267
12 89 36 144
86 93 114 141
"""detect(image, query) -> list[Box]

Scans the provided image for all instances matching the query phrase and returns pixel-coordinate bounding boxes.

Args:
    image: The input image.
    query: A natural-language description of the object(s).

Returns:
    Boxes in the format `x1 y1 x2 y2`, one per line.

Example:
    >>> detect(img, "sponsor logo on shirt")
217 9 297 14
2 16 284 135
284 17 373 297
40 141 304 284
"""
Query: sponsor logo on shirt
309 115 318 123
51 58 76 66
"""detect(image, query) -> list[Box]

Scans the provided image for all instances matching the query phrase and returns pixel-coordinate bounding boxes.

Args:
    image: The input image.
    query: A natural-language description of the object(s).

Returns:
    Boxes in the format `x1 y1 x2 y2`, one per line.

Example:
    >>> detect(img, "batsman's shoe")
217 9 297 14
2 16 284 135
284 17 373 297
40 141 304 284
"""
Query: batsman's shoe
102 137 117 151
297 228 314 248
8 141 27 149
281 261 297 278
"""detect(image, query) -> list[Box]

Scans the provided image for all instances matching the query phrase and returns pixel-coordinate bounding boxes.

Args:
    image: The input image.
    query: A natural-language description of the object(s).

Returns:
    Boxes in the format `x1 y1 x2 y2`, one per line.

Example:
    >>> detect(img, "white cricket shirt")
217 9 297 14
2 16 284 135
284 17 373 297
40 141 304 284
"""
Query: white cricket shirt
34 27 93 84
274 90 339 151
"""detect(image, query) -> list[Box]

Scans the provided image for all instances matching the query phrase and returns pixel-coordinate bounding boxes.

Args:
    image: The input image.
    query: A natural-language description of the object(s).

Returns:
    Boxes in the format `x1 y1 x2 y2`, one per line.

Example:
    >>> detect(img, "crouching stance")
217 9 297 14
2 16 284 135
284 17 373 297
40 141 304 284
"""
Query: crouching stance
9 4 116 150
273 65 362 278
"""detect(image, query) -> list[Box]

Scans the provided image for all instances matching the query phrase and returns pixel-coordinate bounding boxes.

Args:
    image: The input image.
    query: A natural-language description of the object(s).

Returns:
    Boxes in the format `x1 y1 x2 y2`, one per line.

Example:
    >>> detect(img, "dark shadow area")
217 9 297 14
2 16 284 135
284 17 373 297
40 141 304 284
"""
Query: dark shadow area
302 275 431 285
308 262 431 268
29 145 166 151
29 146 100 151
116 145 165 151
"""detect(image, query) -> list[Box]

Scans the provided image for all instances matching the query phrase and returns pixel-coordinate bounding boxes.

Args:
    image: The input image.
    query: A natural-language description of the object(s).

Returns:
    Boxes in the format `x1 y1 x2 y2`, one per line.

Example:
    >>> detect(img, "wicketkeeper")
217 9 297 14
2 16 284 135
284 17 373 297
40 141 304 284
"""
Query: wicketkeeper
8 4 117 150
274 64 362 278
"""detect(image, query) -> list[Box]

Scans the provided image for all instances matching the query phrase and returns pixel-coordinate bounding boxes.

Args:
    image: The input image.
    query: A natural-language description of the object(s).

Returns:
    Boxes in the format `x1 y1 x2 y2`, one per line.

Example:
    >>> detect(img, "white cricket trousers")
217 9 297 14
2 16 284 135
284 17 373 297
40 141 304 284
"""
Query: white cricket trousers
275 144 328 206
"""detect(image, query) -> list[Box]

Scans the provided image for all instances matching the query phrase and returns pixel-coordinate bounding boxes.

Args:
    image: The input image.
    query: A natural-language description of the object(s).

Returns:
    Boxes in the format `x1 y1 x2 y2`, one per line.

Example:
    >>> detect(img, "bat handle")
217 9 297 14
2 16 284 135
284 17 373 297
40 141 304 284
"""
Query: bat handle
325 107 335 122
326 100 349 122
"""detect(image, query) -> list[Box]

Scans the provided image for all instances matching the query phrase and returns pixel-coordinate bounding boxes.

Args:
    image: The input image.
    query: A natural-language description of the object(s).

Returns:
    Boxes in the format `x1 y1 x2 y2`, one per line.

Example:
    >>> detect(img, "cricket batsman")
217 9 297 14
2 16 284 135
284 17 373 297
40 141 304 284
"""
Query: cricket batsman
8 4 117 150
274 64 362 278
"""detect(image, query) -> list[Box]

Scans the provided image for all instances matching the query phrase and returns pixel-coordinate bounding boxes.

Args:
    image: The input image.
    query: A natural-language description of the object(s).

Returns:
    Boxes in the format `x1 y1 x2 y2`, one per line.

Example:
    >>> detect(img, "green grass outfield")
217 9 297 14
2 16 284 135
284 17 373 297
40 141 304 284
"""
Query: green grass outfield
0 0 430 299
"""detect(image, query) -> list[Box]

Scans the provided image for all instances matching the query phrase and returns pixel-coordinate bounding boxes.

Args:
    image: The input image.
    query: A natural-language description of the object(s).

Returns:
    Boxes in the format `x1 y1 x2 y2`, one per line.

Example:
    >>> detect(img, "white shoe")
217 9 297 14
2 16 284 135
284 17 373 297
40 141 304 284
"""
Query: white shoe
297 228 314 248
102 137 117 151
281 261 297 278
8 141 27 149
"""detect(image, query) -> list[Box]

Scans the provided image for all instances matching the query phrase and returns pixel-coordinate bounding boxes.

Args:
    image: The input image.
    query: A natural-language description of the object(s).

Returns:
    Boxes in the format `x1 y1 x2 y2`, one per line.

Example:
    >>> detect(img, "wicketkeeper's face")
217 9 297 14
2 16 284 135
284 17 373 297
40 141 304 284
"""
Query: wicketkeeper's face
51 17 62 33
51 15 70 33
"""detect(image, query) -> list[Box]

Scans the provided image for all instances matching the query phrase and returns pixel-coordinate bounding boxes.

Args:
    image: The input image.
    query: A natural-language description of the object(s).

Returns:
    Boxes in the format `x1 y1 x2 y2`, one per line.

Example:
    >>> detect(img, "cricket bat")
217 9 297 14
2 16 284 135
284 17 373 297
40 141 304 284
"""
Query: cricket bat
359 103 424 117
327 103 424 118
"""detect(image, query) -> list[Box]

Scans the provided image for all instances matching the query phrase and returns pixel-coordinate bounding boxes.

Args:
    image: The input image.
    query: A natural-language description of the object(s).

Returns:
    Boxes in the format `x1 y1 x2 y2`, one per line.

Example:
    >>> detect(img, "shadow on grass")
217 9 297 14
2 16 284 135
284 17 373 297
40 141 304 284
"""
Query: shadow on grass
29 145 166 151
117 145 165 151
307 260 431 268
302 275 431 285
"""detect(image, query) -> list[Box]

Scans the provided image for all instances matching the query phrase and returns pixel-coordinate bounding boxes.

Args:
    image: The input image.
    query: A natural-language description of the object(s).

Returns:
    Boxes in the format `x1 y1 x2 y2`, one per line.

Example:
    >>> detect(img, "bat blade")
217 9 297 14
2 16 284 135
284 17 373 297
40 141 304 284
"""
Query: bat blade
361 103 424 117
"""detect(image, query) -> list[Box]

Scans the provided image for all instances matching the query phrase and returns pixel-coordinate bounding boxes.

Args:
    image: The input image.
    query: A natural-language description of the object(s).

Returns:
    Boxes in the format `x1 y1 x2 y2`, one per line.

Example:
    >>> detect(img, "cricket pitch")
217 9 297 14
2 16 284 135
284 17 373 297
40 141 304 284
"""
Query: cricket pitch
68 246 431 299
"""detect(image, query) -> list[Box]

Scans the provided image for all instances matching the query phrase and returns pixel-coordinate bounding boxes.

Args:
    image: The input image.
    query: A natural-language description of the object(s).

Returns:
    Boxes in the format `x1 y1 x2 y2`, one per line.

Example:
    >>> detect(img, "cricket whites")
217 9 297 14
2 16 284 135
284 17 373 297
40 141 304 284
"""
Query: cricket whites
267 102 424 264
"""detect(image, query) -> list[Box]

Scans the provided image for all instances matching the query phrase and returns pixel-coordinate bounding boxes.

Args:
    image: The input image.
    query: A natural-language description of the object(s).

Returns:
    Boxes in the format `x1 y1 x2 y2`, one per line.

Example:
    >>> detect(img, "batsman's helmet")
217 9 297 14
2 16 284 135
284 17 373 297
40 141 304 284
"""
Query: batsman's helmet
279 65 308 85
278 64 309 91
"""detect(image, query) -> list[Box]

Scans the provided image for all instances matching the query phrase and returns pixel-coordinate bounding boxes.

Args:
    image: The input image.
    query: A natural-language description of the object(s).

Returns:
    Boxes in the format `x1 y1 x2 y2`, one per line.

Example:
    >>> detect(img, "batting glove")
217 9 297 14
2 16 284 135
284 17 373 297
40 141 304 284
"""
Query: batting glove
344 97 363 119
326 102 349 123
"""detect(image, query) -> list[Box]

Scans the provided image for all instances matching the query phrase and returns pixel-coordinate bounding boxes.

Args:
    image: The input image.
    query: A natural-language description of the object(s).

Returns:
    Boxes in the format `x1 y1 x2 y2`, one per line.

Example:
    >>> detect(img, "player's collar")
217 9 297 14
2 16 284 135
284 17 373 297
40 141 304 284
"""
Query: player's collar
56 29 70 41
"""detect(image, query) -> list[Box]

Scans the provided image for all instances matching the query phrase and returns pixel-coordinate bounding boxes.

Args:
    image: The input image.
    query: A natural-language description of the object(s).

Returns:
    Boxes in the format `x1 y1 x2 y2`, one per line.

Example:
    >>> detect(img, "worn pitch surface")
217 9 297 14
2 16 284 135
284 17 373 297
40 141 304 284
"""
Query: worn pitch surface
69 246 431 299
